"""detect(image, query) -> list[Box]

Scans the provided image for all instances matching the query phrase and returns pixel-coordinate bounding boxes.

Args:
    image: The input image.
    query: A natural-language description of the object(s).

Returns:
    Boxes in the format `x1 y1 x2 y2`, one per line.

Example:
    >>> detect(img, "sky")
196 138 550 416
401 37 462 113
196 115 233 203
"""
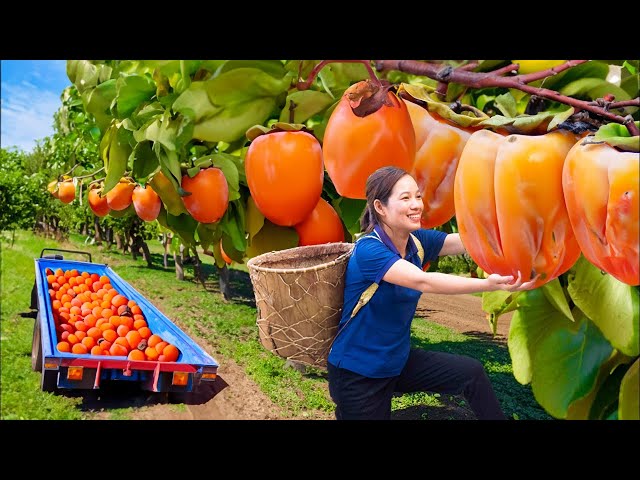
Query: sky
1 60 72 153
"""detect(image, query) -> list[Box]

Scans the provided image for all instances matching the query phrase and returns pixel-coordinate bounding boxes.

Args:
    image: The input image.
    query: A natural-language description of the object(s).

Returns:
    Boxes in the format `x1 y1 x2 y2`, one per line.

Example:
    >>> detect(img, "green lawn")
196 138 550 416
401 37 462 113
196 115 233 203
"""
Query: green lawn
1 230 550 420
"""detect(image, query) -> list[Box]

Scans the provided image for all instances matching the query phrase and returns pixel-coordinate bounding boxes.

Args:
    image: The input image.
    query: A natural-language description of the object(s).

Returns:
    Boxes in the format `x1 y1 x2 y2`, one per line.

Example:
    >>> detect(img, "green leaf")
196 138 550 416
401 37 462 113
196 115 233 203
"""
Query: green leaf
588 82 631 103
532 309 614 419
547 107 575 132
618 358 639 420
149 170 187 216
153 143 185 196
245 196 265 245
116 74 157 119
130 141 158 180
494 92 518 118
565 350 629 419
172 81 222 122
482 291 522 334
166 211 198 247
214 60 286 79
479 111 557 134
587 362 629 420
210 154 240 193
67 60 99 94
568 256 639 356
220 200 246 253
196 222 217 253
333 197 366 237
102 126 132 194
622 61 638 75
244 219 299 259
193 97 277 143
84 79 117 133
584 122 640 152
620 74 639 102
541 279 574 321
401 83 488 127
508 288 569 385
317 62 369 94
108 202 135 218
278 90 335 124
542 61 610 91
205 67 289 106
559 78 608 97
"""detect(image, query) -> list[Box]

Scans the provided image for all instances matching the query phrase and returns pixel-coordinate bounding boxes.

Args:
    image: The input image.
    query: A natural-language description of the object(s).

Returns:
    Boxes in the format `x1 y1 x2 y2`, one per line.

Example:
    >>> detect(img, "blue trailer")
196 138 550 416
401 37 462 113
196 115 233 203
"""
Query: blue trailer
31 249 219 395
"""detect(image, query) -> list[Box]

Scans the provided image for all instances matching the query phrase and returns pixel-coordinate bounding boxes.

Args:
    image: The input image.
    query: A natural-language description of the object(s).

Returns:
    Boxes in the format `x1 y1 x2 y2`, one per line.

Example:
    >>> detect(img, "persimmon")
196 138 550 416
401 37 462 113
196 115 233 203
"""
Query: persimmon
88 186 110 217
72 343 88 355
182 167 229 223
57 180 76 204
162 344 180 362
128 349 145 361
562 139 639 285
405 100 474 228
294 198 345 246
454 129 580 288
132 184 161 222
106 178 135 211
220 241 233 265
245 130 324 226
57 341 71 353
322 80 415 199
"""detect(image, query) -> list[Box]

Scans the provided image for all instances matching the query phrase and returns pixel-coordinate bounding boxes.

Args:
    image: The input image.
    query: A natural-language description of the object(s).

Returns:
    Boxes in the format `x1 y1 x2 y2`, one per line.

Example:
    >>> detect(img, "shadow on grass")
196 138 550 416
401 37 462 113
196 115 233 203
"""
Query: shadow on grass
391 402 476 421
409 335 552 420
131 254 257 308
59 375 230 411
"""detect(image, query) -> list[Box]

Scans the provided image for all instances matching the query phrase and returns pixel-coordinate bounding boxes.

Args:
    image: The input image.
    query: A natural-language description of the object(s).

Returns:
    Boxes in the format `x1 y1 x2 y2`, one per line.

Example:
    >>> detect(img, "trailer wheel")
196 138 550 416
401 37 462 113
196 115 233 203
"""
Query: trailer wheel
31 318 42 372
41 370 58 393
31 316 58 392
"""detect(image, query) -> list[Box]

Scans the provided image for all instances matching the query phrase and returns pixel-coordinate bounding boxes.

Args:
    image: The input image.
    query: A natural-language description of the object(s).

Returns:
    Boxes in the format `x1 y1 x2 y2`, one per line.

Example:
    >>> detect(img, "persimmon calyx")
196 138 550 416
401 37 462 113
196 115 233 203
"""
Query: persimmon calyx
245 122 311 142
346 80 396 118
399 83 488 128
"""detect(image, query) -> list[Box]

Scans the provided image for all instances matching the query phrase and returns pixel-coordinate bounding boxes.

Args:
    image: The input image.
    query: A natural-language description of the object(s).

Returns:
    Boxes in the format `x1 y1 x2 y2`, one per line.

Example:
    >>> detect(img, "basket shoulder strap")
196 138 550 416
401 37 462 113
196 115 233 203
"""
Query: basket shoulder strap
410 233 425 265
349 282 379 319
349 233 422 319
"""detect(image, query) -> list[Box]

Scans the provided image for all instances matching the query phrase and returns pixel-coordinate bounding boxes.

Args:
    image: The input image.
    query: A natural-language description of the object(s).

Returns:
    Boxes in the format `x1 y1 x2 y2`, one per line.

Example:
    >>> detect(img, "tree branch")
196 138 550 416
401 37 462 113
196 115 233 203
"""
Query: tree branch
296 60 381 91
374 60 638 136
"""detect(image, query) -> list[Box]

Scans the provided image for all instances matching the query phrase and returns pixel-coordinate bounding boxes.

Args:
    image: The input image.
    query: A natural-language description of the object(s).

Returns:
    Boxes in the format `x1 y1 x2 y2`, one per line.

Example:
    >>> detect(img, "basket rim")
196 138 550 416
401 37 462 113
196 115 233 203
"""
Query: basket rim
247 242 354 275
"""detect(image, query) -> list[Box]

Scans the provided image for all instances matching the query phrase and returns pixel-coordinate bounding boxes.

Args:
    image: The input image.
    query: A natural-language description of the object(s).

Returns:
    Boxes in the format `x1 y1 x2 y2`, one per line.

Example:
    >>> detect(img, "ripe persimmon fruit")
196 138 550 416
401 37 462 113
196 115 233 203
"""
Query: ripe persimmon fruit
182 167 229 224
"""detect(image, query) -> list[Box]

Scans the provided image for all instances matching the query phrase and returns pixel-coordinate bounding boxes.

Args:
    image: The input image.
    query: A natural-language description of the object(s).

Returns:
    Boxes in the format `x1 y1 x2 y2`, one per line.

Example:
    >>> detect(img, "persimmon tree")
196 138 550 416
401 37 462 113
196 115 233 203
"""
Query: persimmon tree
47 59 638 419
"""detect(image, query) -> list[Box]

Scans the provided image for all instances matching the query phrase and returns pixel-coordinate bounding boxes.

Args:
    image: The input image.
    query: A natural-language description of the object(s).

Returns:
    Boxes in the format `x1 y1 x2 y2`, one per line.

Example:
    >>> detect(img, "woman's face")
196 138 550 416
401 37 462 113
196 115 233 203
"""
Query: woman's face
375 175 423 232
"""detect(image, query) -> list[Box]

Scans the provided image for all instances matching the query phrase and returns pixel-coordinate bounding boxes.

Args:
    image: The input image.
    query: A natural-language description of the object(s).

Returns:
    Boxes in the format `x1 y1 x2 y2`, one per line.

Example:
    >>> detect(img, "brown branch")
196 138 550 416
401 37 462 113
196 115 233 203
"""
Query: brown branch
374 60 638 135
75 167 105 180
610 99 640 109
296 60 380 91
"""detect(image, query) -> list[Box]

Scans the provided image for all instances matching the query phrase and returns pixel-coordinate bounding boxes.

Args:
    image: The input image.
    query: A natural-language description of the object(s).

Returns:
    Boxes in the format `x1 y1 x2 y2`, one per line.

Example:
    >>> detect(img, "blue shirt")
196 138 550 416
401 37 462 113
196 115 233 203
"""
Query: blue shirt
328 226 447 378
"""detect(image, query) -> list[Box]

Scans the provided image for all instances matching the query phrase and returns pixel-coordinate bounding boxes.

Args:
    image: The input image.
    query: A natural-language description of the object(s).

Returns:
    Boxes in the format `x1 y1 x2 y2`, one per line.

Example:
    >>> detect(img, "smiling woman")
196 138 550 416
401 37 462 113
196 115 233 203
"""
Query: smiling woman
0 60 71 153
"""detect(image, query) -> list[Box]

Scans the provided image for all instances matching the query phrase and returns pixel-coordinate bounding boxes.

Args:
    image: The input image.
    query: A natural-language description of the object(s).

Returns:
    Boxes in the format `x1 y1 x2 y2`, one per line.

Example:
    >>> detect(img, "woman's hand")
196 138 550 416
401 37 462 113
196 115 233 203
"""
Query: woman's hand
486 271 538 292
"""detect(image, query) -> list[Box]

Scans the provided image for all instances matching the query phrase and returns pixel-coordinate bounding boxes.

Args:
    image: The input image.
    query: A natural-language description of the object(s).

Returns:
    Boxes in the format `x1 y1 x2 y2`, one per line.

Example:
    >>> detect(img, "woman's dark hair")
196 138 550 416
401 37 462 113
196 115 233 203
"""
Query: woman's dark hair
360 166 412 233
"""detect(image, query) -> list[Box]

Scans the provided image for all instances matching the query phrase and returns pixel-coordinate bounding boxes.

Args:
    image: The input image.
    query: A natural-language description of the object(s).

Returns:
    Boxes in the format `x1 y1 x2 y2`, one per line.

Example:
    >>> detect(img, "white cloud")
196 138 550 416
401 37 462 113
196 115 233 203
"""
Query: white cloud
1 81 63 153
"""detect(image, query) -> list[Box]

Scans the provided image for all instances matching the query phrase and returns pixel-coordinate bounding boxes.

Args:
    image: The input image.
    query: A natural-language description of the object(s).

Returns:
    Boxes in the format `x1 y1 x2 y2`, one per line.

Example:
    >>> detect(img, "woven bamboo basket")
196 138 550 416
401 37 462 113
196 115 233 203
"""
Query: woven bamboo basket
246 242 354 369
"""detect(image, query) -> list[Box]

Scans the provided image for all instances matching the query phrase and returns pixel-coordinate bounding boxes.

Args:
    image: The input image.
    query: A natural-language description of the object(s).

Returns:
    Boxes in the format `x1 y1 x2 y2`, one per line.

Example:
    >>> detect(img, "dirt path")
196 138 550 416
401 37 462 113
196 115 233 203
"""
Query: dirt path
415 292 512 341
83 292 508 421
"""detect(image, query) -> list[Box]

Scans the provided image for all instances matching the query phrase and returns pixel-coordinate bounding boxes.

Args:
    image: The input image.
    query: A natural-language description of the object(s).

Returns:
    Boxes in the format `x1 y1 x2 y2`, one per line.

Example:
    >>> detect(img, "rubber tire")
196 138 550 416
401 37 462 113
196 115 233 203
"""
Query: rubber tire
32 316 58 392
31 318 42 372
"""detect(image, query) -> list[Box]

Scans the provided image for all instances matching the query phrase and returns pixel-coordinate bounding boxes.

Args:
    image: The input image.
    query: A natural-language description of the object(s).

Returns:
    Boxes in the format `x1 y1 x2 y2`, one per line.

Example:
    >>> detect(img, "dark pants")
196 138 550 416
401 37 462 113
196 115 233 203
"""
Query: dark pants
327 348 506 420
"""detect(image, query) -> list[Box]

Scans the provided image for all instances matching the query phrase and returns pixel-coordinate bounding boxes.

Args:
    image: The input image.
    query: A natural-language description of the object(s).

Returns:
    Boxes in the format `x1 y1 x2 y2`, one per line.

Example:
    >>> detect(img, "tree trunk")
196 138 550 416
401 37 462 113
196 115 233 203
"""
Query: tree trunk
175 244 185 280
93 217 103 246
140 240 152 267
218 265 232 300
162 233 170 268
192 250 206 287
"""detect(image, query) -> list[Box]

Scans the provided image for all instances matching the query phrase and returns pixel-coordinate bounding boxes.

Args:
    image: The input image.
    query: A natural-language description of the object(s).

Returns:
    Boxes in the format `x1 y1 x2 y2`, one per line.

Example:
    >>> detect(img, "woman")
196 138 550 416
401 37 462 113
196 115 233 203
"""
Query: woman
327 166 537 420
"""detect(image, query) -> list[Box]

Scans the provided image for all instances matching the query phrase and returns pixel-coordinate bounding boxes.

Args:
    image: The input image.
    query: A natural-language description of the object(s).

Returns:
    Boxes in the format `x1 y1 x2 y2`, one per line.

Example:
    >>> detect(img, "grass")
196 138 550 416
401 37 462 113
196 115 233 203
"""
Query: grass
1 230 551 420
